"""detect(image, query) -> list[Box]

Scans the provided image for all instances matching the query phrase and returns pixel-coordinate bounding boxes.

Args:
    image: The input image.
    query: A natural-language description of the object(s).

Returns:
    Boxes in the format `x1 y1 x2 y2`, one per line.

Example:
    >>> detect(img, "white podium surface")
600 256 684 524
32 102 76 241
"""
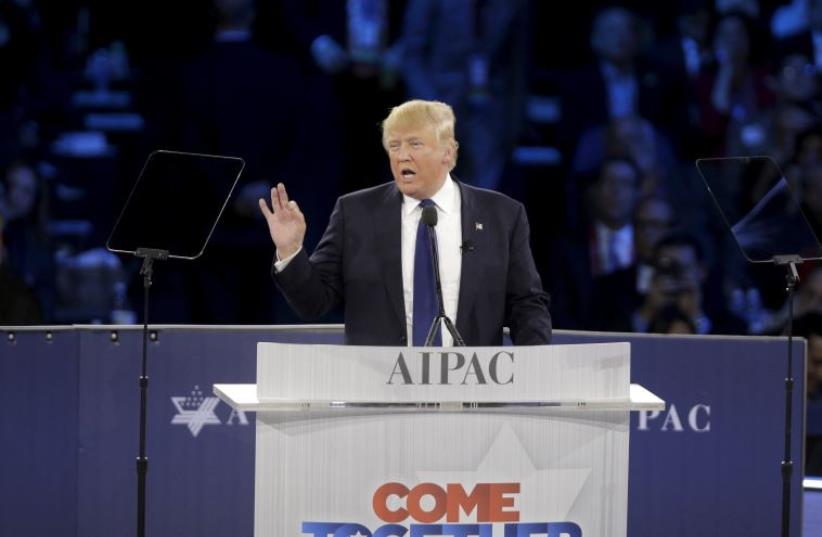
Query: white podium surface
214 342 664 537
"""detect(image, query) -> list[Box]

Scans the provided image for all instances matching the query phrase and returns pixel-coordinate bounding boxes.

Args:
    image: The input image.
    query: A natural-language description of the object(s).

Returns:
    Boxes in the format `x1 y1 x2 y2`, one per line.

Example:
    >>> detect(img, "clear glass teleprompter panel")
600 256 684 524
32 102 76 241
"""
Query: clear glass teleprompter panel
107 150 244 260
696 156 822 263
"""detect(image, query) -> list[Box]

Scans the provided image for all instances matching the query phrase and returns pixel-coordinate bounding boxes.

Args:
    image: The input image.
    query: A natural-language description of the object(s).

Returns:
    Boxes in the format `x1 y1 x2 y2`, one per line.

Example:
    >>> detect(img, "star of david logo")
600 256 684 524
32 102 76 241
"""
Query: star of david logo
170 385 221 437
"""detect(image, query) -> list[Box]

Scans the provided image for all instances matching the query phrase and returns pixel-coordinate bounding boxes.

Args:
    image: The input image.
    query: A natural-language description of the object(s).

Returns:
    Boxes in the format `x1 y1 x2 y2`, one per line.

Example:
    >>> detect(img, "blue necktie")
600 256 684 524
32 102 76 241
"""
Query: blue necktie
412 199 441 346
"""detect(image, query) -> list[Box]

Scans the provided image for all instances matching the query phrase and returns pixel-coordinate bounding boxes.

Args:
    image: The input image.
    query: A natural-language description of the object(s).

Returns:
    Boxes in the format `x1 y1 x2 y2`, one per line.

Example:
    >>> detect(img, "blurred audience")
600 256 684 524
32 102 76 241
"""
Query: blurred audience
633 233 746 334
593 194 676 331
800 161 822 240
134 0 309 324
0 213 42 324
773 0 822 69
648 304 699 334
0 160 55 321
572 115 679 195
696 10 775 155
559 6 688 153
550 157 641 328
795 311 822 400
281 0 406 194
401 0 528 190
796 309 822 475
0 0 817 341
726 52 820 162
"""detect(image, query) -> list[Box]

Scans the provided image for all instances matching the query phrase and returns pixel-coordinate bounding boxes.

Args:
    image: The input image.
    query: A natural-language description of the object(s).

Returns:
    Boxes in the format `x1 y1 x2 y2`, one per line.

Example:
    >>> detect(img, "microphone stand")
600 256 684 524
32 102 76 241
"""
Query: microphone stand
423 225 465 346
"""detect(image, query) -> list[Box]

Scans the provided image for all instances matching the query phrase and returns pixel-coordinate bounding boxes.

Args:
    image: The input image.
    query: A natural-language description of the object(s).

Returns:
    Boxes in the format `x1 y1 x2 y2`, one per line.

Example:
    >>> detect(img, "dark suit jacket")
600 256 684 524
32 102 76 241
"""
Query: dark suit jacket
273 181 551 345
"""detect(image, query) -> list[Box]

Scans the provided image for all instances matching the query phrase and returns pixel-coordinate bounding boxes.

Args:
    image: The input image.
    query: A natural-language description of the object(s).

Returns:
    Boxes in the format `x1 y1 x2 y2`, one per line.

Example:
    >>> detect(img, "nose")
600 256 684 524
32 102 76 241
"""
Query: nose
397 144 412 161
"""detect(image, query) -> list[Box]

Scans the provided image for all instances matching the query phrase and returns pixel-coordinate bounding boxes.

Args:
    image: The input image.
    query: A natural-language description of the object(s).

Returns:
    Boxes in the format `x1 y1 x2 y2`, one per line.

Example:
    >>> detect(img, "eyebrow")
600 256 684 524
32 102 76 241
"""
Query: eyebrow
388 136 424 145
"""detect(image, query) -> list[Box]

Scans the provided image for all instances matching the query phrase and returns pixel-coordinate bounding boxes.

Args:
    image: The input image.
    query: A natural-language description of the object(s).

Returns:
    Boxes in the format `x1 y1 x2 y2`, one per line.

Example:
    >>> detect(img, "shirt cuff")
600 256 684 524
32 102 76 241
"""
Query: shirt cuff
274 246 303 273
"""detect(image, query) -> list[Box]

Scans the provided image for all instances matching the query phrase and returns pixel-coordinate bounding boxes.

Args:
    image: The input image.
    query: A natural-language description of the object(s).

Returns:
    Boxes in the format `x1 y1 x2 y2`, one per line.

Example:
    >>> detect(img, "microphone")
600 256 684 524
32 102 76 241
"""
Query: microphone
421 204 465 346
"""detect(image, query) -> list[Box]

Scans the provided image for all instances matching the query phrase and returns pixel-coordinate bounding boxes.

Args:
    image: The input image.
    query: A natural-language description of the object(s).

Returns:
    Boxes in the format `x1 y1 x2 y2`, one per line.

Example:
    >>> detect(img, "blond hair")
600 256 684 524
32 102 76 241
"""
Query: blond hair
382 100 459 170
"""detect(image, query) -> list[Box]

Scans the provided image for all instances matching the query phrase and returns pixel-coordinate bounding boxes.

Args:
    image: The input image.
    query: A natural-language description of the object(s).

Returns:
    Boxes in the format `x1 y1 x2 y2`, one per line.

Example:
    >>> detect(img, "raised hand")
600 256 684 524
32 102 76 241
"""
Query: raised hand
258 183 306 259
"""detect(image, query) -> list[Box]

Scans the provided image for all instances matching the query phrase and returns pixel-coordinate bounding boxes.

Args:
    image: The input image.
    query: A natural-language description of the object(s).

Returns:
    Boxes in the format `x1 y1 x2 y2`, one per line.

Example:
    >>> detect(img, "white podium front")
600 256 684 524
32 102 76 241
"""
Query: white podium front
215 342 664 537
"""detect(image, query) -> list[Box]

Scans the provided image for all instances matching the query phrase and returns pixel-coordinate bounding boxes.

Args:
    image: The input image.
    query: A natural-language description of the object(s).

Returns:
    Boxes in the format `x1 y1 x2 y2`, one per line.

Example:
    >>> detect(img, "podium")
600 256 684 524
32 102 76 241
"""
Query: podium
215 342 664 537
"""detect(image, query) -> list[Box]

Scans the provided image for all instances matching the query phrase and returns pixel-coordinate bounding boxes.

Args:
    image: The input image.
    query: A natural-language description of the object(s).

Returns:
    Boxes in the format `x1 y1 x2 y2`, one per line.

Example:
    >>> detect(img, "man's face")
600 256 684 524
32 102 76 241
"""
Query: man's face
591 161 639 228
714 17 750 64
777 55 817 102
386 124 452 200
591 9 638 65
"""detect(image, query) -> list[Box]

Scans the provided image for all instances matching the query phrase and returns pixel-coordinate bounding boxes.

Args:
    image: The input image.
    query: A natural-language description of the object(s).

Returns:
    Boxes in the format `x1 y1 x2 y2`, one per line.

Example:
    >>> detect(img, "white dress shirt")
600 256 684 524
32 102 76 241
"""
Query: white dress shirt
401 174 462 346
601 62 638 119
593 221 634 276
275 174 463 346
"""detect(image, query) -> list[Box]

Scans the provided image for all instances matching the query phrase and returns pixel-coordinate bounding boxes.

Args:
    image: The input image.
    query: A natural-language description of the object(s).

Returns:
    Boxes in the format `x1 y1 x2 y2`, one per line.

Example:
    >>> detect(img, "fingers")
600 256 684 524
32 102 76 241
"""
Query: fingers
277 183 289 210
258 197 273 218
263 184 302 219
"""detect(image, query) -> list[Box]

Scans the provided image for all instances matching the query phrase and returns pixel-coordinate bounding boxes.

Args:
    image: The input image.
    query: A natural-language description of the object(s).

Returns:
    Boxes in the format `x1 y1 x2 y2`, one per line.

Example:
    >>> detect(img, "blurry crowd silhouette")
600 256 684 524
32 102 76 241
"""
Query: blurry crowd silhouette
0 0 821 400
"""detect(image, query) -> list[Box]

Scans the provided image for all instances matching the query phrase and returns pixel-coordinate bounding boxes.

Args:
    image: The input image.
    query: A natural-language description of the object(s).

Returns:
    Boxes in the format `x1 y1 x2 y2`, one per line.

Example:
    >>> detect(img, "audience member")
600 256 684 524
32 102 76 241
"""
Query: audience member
593 194 676 331
695 10 776 155
572 115 680 195
795 310 822 474
727 53 820 161
559 6 688 152
280 0 407 194
401 0 529 190
648 304 699 334
0 161 55 321
633 233 747 334
0 213 42 324
773 0 822 69
795 311 822 400
656 0 714 82
550 157 642 328
0 1 812 332
169 0 307 323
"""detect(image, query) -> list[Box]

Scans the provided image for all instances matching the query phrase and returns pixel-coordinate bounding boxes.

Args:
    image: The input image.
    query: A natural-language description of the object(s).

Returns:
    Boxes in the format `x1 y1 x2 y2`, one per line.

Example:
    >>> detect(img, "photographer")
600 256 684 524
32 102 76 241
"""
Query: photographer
633 232 746 334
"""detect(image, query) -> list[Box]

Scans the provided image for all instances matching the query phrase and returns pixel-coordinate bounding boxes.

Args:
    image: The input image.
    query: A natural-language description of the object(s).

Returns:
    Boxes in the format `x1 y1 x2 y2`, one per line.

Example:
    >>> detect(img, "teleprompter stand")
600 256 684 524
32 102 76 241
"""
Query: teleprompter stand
134 247 167 537
106 150 244 536
697 156 822 537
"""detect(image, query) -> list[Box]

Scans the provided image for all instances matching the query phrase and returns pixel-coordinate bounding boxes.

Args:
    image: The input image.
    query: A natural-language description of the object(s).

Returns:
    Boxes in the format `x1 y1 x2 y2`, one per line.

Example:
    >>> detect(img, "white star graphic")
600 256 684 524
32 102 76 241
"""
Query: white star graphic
415 425 591 522
170 396 221 437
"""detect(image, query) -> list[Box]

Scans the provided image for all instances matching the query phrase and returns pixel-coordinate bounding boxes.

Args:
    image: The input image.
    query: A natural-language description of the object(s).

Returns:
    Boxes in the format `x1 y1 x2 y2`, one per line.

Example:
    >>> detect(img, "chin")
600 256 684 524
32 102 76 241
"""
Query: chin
395 181 417 195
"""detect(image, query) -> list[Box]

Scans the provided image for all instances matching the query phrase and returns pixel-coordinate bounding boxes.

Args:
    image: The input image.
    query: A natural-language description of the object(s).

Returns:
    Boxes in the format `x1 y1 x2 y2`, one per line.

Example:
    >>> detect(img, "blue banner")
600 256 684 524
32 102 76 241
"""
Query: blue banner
0 326 807 537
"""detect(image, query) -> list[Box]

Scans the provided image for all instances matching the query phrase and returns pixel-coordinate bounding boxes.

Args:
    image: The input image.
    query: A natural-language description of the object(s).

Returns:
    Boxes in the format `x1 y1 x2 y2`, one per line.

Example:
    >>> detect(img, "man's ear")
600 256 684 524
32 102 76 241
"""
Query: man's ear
443 141 457 167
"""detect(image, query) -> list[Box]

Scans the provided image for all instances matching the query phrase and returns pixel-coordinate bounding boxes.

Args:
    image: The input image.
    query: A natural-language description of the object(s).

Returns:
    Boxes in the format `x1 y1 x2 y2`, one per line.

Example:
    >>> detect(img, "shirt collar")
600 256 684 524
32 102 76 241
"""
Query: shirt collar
595 220 633 239
402 174 457 216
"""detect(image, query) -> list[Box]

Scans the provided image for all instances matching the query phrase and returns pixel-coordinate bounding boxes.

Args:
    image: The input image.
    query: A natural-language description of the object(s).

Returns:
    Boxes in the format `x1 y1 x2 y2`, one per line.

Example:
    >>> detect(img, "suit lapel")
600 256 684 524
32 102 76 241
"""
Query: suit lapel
373 185 406 330
455 180 481 336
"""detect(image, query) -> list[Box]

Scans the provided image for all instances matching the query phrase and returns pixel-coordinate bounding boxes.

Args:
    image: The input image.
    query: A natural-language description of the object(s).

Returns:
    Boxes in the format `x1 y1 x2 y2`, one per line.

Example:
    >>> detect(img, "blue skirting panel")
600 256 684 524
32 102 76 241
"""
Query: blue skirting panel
0 326 807 537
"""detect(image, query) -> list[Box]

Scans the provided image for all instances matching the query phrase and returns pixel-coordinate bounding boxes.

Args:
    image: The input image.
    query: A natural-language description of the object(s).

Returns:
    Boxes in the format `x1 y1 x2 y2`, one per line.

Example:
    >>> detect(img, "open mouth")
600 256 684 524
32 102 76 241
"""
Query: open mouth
401 168 416 178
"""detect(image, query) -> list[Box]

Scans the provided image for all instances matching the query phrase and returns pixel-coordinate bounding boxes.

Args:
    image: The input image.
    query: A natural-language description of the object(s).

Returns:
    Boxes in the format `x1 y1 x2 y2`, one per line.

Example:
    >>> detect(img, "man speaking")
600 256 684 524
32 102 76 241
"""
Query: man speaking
258 100 551 346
